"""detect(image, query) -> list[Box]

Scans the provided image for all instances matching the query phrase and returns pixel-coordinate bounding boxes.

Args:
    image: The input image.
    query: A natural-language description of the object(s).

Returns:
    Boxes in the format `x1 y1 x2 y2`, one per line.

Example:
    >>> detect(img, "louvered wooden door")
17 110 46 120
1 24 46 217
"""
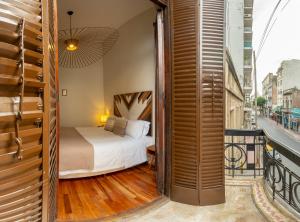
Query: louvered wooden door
199 0 225 205
0 0 57 221
170 0 225 205
170 0 200 205
47 0 59 221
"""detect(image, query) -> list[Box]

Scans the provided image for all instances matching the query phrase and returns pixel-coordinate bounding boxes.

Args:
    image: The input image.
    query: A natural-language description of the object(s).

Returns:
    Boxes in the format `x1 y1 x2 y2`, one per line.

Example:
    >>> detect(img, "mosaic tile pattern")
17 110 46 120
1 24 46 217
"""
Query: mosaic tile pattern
102 177 300 222
252 180 299 222
226 177 299 222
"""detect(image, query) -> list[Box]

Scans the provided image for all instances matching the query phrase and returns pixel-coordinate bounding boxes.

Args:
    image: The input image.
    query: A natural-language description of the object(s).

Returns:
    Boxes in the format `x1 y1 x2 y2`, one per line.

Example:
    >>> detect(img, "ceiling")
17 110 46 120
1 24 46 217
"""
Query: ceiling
58 0 155 30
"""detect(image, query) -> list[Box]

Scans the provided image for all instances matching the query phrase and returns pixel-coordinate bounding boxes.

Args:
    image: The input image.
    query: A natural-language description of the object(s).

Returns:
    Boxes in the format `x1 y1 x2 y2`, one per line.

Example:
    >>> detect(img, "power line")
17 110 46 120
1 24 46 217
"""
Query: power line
256 0 282 59
256 0 292 59
257 18 278 58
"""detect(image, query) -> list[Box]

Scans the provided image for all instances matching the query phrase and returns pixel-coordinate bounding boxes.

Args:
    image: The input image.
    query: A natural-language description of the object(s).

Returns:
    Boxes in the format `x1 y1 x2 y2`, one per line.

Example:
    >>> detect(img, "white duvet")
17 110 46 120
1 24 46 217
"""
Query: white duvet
59 127 154 178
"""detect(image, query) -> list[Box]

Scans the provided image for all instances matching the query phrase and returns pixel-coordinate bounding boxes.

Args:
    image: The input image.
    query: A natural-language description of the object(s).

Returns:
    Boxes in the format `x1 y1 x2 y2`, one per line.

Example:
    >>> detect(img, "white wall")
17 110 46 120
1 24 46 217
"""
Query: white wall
226 0 244 86
59 8 156 128
59 60 105 127
103 9 156 118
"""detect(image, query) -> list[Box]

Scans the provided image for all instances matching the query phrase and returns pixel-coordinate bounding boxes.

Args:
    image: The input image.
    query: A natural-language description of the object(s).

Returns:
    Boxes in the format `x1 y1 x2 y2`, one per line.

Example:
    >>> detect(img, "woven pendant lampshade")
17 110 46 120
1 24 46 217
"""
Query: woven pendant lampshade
58 11 119 68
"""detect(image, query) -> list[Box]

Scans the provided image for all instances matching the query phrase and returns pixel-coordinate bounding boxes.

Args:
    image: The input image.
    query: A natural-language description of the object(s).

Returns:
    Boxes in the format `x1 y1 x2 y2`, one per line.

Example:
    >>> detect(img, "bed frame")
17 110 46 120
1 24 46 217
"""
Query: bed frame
114 91 153 136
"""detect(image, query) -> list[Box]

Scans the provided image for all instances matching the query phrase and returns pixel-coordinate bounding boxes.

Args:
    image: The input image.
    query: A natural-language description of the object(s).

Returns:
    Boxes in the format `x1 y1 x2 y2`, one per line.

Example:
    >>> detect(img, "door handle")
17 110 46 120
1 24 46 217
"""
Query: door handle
14 18 25 161
15 136 23 160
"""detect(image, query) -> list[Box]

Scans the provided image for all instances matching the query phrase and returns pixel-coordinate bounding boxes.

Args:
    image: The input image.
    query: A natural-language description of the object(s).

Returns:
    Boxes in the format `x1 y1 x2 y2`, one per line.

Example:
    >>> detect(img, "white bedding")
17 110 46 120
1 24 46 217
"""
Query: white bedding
59 127 154 179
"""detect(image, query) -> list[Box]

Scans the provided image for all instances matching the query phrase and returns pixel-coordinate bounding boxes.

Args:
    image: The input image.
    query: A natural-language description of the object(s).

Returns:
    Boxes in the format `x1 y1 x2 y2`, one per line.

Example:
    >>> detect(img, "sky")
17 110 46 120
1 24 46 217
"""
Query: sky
253 0 300 95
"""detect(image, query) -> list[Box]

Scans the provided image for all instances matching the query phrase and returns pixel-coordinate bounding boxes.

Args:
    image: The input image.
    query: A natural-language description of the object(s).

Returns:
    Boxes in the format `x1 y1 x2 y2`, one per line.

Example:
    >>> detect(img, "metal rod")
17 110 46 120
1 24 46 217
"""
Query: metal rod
14 18 25 161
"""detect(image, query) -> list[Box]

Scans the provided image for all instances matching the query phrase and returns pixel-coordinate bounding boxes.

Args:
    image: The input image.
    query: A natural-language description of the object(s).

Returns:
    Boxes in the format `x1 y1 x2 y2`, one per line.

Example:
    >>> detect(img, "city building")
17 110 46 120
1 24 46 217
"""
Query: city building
225 50 244 129
282 88 300 130
276 59 300 106
283 88 300 112
262 73 277 115
226 0 254 128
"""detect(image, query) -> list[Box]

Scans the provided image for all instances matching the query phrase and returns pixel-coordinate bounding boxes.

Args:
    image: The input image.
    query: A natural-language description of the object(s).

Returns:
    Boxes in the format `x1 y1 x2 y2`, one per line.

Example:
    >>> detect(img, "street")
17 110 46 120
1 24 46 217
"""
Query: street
257 117 300 174
257 117 300 155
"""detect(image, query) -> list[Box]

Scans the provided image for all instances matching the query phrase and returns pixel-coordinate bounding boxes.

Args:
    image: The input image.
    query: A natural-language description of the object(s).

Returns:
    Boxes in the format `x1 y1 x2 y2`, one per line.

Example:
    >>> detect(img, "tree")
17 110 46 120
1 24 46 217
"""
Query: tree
256 96 267 109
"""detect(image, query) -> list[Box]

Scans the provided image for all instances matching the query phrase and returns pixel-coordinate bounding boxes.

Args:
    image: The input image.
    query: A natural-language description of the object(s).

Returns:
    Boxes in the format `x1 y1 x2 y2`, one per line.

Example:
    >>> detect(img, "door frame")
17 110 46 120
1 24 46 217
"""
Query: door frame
49 1 173 219
152 0 172 196
53 0 172 206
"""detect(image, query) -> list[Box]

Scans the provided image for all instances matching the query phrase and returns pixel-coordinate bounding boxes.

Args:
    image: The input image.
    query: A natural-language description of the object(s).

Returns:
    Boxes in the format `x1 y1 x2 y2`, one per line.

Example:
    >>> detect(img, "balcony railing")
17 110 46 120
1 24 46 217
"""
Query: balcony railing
225 129 300 214
244 42 252 48
244 27 252 33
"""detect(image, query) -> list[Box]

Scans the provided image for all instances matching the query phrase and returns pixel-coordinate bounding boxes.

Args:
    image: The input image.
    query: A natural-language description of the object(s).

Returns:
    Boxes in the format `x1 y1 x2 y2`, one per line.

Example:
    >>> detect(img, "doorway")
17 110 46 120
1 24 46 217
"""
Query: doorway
55 0 168 220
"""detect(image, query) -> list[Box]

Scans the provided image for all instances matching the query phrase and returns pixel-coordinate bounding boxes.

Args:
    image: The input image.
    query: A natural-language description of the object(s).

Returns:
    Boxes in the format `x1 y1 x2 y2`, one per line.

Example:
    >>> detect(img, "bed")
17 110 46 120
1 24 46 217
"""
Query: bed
59 127 154 179
59 91 154 179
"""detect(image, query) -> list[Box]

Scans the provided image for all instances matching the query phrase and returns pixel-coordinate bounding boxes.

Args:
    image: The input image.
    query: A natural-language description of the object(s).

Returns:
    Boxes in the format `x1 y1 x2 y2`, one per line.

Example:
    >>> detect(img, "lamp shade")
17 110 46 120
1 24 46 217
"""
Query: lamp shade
65 39 79 51
59 27 119 68
100 114 109 124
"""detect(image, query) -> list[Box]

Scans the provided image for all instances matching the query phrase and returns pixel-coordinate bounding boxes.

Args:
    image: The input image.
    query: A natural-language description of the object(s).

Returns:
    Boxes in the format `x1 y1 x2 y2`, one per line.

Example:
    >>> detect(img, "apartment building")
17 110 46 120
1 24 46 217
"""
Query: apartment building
276 59 300 106
283 88 300 111
226 0 254 128
262 73 277 115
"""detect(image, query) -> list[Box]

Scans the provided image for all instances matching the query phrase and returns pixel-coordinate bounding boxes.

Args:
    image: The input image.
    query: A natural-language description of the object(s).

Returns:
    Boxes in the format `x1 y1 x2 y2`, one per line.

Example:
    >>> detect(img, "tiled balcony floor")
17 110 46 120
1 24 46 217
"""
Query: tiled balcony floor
125 185 266 222
108 178 298 222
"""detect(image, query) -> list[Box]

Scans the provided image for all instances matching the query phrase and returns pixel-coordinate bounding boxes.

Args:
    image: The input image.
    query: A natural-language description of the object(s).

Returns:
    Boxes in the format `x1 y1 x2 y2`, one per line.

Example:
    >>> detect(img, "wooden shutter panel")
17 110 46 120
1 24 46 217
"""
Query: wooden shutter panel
170 0 225 205
170 0 200 205
0 0 52 221
199 0 225 205
47 0 59 221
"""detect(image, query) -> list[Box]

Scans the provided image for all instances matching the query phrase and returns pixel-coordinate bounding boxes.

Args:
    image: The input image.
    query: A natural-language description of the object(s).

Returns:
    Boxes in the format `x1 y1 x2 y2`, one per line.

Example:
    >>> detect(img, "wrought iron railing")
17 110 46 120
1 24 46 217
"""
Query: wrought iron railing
225 129 265 177
225 129 300 214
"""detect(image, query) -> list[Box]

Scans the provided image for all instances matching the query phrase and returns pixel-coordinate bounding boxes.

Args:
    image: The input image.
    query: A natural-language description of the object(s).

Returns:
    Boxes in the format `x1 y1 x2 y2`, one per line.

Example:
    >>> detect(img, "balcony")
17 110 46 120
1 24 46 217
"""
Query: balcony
244 106 252 112
244 65 252 75
244 27 253 41
114 129 299 221
244 4 253 15
244 17 253 28
244 0 254 8
225 129 300 220
133 129 299 221
244 84 252 94
244 41 252 48
244 42 253 56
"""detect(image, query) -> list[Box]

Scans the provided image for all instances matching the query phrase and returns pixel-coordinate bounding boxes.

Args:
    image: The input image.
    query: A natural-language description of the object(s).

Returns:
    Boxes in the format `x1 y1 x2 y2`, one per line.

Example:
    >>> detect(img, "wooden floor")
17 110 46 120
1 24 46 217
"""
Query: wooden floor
57 164 160 221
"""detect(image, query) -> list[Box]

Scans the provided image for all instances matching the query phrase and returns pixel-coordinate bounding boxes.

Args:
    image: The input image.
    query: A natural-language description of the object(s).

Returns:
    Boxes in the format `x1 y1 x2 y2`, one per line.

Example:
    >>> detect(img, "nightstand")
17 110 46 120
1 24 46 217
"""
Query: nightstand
147 145 156 169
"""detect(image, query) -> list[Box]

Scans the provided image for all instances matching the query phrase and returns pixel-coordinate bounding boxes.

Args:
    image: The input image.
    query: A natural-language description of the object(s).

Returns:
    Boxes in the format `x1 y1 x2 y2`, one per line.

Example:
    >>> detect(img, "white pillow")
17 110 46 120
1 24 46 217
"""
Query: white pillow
141 121 151 136
125 120 145 139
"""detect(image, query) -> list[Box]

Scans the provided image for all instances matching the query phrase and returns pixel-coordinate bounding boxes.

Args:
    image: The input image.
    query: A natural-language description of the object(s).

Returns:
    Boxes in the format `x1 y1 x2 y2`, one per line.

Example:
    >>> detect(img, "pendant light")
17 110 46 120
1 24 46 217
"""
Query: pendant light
65 11 79 51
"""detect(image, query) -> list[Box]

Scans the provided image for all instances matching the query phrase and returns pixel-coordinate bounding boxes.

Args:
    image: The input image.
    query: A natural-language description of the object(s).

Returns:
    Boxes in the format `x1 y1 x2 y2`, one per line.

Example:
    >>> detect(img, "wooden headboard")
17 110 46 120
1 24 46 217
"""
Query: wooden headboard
114 91 152 135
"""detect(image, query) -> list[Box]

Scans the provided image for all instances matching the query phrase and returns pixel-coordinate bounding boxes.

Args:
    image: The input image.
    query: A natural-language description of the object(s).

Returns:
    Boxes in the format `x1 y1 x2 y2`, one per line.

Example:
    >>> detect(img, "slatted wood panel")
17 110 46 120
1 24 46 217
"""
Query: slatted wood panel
0 0 50 221
48 0 58 221
170 0 225 205
199 0 225 205
170 0 200 205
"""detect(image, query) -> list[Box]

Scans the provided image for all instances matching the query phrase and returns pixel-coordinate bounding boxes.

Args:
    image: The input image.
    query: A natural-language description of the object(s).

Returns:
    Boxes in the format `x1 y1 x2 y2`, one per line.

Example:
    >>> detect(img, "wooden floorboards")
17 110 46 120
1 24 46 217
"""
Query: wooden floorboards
57 164 160 221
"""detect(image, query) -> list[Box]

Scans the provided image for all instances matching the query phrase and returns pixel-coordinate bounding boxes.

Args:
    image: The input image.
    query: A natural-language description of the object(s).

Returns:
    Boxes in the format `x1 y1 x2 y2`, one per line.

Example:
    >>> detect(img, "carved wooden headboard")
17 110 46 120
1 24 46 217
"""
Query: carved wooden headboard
114 91 152 135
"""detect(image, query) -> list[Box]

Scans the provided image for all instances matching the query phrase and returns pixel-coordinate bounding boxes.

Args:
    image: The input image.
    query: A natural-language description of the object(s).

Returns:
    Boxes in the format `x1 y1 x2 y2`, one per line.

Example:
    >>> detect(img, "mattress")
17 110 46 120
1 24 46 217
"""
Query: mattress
59 127 154 179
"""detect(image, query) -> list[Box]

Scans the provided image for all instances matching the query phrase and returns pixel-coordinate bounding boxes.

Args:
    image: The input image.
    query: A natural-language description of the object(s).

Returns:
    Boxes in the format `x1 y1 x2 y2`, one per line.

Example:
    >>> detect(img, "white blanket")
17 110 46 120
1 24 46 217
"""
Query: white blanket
59 127 154 179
